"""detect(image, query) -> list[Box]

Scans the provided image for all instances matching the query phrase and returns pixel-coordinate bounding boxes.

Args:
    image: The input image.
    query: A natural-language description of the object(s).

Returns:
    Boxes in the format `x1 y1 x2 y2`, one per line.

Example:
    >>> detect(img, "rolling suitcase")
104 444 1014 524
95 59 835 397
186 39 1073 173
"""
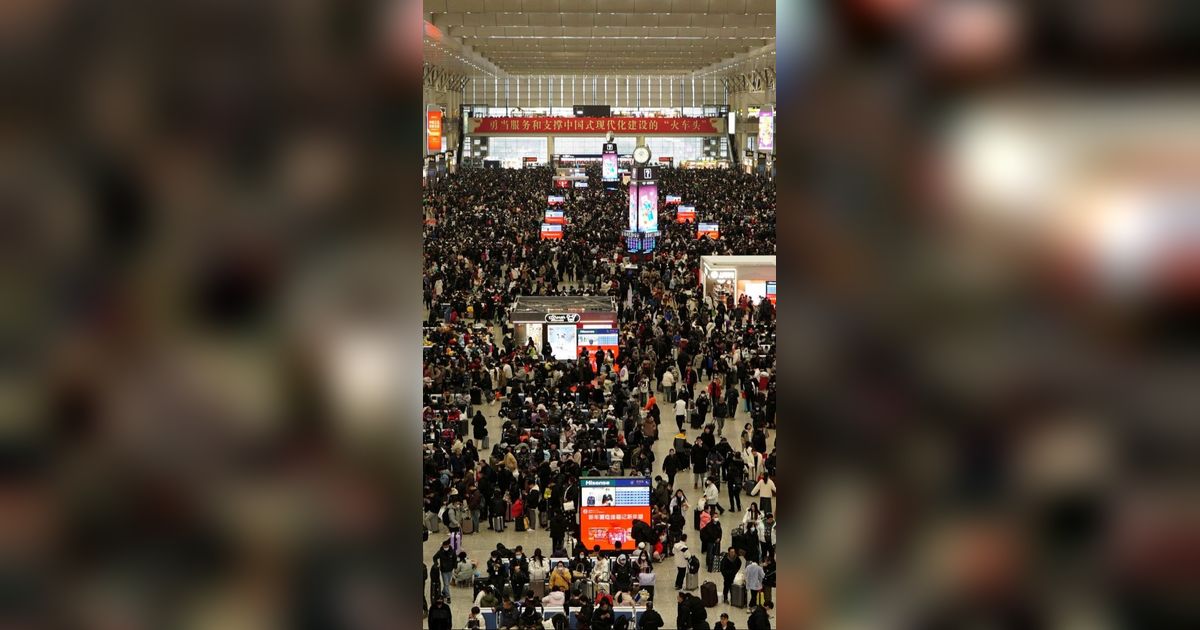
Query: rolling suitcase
461 518 474 534
540 511 549 529
730 583 748 608
700 581 718 607
693 508 702 530
684 572 699 591
491 515 505 532
425 512 440 534
532 579 546 598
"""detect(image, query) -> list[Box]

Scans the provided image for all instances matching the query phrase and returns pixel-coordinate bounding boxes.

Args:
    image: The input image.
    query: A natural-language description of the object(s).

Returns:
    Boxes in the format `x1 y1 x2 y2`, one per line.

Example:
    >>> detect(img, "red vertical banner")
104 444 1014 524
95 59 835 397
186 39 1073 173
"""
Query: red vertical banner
427 110 443 151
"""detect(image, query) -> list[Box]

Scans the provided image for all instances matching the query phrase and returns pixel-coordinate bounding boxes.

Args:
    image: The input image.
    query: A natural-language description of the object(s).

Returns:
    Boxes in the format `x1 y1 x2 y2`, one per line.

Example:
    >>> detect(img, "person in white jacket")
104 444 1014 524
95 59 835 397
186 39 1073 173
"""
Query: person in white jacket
742 446 763 481
750 474 776 515
590 555 611 589
661 368 676 403
541 587 566 607
672 536 690 590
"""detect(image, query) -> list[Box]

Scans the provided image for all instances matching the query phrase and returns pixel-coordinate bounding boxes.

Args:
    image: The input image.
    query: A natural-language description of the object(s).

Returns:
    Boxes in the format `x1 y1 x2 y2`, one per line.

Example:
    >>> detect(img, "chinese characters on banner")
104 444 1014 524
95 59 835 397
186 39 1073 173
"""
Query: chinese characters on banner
427 110 443 151
470 117 721 134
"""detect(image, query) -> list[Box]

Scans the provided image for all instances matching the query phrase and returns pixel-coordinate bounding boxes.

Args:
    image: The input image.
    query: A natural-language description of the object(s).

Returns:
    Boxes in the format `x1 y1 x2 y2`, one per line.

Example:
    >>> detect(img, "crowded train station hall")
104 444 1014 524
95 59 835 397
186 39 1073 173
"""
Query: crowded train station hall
422 2 776 628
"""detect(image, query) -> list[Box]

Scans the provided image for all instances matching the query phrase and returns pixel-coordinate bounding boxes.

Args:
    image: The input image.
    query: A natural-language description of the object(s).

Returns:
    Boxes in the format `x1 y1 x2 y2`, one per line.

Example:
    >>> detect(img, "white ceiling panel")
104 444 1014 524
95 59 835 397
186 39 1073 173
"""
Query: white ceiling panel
425 0 775 75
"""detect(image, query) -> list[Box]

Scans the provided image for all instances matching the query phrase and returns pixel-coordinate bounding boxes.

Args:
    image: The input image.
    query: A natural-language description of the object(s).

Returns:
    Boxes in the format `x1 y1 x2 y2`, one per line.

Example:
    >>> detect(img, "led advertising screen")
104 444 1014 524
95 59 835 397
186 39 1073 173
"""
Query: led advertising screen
758 109 775 152
574 181 589 188
765 280 777 304
602 147 618 182
540 223 563 240
637 182 658 232
676 206 696 223
577 327 620 369
628 188 638 231
665 195 682 205
547 195 565 205
544 209 565 225
697 222 720 240
547 324 578 361
579 477 651 551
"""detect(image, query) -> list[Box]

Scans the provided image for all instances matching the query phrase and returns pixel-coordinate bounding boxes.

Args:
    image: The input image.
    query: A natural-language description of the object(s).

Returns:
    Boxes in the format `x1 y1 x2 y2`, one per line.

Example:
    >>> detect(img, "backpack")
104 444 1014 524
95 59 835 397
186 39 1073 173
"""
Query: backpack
613 616 630 630
688 555 700 574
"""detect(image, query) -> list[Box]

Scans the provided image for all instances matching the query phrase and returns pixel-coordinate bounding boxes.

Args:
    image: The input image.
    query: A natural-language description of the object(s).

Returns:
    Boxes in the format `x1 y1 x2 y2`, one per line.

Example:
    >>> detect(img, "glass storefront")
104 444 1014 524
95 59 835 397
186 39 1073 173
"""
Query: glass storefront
646 137 706 163
485 137 549 168
554 136 637 155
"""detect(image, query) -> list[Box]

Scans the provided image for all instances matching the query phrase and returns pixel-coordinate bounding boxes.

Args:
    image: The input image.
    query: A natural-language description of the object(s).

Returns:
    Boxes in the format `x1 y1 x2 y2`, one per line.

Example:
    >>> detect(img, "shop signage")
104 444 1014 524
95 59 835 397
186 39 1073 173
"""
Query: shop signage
545 313 581 323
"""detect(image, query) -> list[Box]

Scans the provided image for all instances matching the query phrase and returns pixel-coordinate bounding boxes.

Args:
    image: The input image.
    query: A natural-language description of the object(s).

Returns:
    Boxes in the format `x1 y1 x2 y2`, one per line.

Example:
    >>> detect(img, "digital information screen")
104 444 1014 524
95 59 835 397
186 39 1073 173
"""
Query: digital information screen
641 230 658 253
637 183 658 232
540 223 563 240
624 230 641 253
578 328 618 347
697 222 720 240
676 206 696 223
765 280 777 304
547 195 565 205
547 324 578 361
579 478 651 551
665 195 681 205
602 148 618 182
545 209 565 224
758 110 774 152
574 181 589 188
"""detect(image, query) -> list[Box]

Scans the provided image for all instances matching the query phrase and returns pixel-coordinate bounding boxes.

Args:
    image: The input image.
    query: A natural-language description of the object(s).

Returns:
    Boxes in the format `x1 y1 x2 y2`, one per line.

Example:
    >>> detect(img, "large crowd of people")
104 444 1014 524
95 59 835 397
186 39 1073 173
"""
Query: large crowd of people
422 163 777 629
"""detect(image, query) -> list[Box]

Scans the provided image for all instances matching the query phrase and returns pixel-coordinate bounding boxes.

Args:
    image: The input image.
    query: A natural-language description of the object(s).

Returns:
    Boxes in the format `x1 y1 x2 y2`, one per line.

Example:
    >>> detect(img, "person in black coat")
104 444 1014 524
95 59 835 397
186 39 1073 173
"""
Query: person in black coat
472 410 489 448
637 601 665 630
427 596 453 630
746 601 773 630
719 547 742 604
676 591 708 630
690 440 709 490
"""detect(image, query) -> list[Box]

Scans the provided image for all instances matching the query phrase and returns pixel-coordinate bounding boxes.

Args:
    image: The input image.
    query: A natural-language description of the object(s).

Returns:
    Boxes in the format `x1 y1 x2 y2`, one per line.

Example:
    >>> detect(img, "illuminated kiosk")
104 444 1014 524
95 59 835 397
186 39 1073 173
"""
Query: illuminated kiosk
623 144 660 263
510 296 618 362
700 255 777 305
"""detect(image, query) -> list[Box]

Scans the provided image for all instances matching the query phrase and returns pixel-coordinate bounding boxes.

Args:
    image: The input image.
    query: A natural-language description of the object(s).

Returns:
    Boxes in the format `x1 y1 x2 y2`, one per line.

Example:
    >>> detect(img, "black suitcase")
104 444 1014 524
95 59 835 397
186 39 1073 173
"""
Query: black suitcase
700 581 719 607
470 387 482 405
730 583 748 607
693 508 702 530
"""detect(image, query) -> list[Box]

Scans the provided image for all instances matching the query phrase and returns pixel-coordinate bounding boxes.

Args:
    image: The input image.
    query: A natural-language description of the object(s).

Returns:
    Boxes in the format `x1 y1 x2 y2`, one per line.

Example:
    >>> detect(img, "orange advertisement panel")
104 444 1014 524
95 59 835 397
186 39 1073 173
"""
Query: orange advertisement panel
427 110 443 151
579 478 651 551
697 222 720 239
470 117 722 135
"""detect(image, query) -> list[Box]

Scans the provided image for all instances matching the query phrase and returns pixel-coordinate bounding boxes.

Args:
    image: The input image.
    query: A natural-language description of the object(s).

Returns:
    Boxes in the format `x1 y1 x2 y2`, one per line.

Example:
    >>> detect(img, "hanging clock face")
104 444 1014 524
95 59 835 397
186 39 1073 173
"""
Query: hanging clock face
633 146 651 165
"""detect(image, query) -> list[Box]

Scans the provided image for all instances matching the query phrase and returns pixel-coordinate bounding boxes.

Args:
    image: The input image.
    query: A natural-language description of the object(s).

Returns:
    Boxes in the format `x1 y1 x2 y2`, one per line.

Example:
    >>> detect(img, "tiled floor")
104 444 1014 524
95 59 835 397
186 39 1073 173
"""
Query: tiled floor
422 355 774 629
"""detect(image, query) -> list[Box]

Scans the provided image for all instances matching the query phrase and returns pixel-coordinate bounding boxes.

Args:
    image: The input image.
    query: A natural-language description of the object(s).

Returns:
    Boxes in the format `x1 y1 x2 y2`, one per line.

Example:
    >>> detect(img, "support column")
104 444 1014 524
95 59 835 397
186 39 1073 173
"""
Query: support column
547 135 554 164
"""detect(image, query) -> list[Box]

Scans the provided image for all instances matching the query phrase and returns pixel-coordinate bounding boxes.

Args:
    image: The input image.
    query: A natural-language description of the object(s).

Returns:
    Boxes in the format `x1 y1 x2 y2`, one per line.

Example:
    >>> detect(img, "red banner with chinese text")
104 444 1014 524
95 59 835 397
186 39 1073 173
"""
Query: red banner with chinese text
470 116 721 135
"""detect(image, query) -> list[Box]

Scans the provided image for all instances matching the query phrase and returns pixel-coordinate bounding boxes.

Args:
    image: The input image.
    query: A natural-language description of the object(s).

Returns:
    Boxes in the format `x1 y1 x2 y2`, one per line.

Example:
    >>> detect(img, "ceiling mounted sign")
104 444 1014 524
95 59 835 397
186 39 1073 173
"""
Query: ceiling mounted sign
545 313 581 323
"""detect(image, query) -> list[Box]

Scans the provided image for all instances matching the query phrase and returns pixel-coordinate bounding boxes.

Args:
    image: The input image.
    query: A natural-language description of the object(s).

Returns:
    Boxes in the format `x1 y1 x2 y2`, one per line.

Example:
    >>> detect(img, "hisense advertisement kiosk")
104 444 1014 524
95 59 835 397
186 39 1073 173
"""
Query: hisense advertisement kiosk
510 296 619 364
